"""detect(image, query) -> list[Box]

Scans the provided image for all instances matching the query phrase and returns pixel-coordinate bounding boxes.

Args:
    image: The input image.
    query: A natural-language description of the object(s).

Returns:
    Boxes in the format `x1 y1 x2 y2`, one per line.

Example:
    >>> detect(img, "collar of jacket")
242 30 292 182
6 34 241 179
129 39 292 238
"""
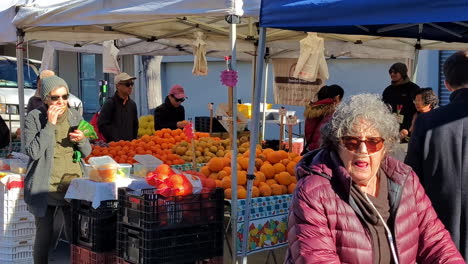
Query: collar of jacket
449 87 468 103
113 92 128 105
297 148 408 218
304 100 336 119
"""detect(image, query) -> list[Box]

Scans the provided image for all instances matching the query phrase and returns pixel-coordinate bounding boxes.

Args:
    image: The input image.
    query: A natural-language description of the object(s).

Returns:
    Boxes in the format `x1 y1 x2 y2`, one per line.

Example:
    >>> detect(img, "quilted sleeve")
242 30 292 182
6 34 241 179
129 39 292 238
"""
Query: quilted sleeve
287 176 341 264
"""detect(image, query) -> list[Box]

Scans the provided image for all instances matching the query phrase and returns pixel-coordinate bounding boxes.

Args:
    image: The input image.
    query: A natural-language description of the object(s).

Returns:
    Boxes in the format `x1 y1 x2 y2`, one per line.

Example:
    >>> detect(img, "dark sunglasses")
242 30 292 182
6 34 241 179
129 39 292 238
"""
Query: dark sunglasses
171 95 185 102
341 136 385 154
49 94 69 101
119 82 134 87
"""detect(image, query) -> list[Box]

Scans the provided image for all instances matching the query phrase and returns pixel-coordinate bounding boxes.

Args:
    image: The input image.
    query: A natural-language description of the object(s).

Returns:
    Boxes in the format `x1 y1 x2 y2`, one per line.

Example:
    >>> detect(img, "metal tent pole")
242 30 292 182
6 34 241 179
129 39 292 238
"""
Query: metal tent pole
261 62 269 141
241 26 267 264
228 17 240 264
16 29 26 153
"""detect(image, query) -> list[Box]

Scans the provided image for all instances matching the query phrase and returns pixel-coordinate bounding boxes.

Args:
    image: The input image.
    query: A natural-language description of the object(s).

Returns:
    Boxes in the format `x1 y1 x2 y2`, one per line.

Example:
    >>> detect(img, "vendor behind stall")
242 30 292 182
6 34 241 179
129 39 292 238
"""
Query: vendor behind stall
154 84 188 130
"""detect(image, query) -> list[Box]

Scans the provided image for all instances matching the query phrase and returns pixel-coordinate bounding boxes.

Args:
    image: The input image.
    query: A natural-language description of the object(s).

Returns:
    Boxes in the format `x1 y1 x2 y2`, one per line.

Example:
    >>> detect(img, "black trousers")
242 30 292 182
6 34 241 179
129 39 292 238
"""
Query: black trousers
33 205 72 264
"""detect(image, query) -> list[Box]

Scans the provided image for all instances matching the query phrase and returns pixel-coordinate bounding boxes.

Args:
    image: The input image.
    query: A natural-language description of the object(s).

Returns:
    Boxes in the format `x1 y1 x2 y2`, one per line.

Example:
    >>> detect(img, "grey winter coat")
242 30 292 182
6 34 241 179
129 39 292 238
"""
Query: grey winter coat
24 106 91 217
405 88 468 259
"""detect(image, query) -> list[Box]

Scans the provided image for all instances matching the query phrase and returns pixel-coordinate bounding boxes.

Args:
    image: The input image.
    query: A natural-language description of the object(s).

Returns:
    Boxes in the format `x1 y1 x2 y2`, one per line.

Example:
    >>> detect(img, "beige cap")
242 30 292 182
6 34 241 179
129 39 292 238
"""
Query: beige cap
114 72 136 84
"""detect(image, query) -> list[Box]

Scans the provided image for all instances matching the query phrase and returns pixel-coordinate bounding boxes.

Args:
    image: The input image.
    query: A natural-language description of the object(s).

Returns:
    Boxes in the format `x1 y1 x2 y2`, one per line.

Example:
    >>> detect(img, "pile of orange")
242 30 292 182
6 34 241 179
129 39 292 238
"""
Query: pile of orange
86 129 212 165
199 148 302 199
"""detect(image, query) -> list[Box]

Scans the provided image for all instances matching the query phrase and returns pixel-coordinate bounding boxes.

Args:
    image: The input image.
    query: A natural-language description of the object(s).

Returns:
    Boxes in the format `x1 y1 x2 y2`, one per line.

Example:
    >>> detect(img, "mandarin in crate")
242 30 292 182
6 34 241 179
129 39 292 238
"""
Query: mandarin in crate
252 186 260 197
238 188 247 199
260 163 275 179
271 184 283 196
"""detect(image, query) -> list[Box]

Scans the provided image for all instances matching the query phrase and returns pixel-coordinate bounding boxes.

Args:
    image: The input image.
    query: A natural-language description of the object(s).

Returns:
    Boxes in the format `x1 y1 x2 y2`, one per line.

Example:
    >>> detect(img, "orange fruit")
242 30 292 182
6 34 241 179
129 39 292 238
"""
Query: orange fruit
259 184 272 197
260 164 275 179
207 157 225 172
266 179 278 186
253 171 266 187
271 184 283 196
288 183 296 194
275 172 292 185
238 188 247 199
237 171 247 185
266 151 282 164
221 177 232 189
224 188 232 199
287 161 297 176
252 186 260 197
273 163 286 174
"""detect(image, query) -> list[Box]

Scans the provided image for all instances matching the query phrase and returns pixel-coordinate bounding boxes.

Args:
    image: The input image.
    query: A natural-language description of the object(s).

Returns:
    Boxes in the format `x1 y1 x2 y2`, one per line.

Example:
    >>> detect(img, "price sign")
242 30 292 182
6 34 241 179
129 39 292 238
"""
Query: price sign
279 107 287 116
286 115 298 125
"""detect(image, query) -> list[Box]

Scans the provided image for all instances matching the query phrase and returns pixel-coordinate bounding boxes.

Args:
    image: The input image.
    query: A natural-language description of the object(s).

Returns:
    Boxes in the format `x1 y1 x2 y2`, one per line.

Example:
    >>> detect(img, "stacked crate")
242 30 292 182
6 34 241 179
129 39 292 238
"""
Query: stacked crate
117 187 224 264
70 199 119 264
0 177 35 264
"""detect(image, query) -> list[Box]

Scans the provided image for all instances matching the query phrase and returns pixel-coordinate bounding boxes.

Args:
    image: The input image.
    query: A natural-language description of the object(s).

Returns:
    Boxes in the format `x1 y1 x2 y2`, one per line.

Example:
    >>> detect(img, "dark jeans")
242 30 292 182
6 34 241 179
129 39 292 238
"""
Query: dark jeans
34 205 72 264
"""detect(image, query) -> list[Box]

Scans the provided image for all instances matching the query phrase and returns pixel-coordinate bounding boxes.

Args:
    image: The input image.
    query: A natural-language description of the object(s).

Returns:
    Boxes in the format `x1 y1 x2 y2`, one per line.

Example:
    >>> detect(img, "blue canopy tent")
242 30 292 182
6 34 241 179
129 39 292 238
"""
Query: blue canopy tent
260 0 468 43
237 0 468 262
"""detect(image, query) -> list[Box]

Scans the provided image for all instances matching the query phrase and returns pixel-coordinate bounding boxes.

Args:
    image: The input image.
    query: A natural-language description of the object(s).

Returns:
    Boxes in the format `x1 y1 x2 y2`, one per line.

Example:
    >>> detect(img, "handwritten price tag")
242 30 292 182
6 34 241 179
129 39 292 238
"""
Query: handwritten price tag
286 115 298 125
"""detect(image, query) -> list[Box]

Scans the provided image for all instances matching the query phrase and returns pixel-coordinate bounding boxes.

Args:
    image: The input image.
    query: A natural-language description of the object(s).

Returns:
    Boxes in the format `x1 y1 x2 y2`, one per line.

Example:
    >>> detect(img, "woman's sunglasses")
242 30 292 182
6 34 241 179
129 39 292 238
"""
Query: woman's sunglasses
49 94 69 101
171 95 185 102
341 136 385 154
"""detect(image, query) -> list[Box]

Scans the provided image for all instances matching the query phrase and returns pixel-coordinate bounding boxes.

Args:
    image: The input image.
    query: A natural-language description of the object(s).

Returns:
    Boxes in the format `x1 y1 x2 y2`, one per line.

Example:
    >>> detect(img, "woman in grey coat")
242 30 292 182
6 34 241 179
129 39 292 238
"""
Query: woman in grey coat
24 76 91 264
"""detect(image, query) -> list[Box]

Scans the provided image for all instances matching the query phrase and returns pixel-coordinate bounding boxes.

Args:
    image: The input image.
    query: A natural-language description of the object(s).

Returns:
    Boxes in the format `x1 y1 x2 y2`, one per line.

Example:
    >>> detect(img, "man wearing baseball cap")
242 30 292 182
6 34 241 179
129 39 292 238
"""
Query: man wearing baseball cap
154 84 187 130
98 72 139 141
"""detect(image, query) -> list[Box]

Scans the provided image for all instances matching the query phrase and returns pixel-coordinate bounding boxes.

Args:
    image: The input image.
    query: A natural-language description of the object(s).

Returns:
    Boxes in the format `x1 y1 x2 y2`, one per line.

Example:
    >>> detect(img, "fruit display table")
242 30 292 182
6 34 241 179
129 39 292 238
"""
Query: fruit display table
227 194 291 255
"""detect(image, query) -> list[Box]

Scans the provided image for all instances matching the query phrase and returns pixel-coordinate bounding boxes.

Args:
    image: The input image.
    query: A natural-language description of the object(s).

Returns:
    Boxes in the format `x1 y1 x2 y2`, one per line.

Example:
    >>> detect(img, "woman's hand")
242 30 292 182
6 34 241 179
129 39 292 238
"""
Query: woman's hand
399 129 409 139
177 120 188 128
47 105 62 125
69 129 85 143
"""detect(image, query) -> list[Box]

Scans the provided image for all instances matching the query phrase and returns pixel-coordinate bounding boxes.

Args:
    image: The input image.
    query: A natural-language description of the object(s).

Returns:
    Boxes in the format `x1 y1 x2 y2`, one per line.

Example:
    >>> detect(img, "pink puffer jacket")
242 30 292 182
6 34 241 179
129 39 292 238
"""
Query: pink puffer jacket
285 149 464 264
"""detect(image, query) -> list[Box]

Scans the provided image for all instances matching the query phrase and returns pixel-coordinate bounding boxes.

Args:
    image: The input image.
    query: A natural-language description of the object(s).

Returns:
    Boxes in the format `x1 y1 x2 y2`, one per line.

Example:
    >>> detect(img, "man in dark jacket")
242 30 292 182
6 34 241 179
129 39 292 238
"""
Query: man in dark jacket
382 62 420 134
98 72 138 142
154 84 187 130
405 51 468 259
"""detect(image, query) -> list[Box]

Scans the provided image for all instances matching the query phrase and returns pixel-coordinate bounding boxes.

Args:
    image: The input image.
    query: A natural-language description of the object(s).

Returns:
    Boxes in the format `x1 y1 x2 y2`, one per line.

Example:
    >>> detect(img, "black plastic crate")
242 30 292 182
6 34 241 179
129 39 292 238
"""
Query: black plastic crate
117 223 223 264
118 188 224 230
195 116 226 133
71 199 119 252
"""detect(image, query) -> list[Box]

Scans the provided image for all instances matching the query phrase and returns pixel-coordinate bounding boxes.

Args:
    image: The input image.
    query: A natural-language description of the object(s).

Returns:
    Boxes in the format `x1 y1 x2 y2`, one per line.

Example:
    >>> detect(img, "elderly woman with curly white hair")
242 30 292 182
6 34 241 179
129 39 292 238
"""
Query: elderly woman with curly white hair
285 94 463 264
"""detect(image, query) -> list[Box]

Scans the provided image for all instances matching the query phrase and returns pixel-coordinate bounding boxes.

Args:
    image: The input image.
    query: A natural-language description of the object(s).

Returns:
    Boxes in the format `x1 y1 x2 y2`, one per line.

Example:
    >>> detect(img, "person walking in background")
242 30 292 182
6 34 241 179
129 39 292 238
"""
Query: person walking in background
382 62 420 136
98 72 138 142
27 70 55 113
405 51 468 258
154 84 188 130
303 84 344 153
23 76 92 264
286 93 463 263
400 87 438 139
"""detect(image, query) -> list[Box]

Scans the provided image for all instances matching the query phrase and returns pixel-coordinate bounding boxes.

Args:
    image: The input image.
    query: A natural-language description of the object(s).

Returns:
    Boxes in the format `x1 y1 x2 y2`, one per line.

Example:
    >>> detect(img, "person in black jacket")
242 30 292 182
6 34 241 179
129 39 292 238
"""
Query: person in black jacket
405 51 468 259
98 72 138 142
382 62 420 137
154 84 187 130
0 115 10 148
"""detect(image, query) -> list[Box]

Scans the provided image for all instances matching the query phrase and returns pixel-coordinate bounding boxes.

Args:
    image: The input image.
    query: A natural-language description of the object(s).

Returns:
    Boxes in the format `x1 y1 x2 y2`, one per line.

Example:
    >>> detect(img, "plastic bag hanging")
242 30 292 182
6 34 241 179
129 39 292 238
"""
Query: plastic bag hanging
192 31 208 76
103 40 120 74
293 32 329 81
